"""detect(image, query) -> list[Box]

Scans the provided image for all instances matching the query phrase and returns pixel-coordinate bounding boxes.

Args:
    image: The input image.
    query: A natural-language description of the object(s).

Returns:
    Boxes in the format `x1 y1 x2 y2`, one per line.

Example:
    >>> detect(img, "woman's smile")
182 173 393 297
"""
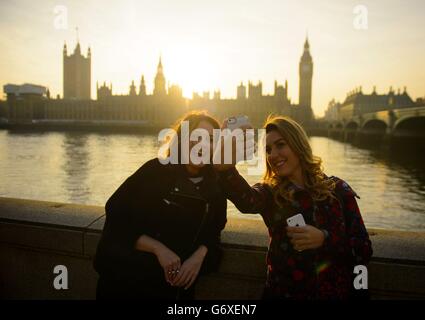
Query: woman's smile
272 159 287 170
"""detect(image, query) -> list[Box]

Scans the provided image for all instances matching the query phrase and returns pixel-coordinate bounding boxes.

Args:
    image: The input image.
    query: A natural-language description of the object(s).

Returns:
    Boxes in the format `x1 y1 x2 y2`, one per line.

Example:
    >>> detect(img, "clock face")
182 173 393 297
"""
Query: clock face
302 65 310 72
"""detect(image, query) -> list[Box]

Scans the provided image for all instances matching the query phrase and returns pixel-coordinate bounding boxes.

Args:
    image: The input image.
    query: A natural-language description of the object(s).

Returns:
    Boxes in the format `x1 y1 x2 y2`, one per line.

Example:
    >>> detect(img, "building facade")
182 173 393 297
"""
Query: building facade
4 38 316 128
325 86 416 122
3 83 48 123
63 42 91 100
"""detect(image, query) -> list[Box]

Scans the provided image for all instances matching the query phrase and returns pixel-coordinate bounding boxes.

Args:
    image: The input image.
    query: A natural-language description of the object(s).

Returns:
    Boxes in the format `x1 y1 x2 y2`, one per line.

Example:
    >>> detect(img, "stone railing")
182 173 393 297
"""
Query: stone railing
1 197 424 299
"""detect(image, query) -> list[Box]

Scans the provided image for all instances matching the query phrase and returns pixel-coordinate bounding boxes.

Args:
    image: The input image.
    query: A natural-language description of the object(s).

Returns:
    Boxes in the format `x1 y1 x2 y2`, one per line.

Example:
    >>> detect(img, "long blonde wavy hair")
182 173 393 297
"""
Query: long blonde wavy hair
263 115 336 206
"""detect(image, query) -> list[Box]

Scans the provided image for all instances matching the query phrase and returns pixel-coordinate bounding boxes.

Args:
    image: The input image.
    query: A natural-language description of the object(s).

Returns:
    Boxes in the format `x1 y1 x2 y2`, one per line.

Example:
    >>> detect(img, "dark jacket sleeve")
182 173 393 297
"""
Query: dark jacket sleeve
197 196 227 274
217 167 273 215
337 180 373 265
93 159 158 275
321 179 373 266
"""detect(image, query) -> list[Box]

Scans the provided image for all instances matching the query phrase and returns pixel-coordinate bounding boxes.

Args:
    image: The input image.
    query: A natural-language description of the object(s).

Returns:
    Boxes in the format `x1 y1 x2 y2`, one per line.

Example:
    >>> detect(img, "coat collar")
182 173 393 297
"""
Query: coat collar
163 161 216 181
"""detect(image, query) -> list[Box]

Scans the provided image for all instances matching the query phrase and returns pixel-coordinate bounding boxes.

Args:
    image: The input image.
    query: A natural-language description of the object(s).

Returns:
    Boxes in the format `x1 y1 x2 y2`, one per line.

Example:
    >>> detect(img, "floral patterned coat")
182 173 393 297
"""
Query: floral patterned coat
218 168 373 300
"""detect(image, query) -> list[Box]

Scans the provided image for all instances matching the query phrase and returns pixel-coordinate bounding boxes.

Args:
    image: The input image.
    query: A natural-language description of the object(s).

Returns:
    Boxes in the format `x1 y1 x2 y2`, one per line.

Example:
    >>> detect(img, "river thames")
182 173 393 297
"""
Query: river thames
1 129 424 231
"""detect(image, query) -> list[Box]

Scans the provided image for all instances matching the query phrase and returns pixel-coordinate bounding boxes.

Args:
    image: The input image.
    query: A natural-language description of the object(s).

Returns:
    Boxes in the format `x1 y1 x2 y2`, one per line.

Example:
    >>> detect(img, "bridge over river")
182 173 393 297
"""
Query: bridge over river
323 105 425 146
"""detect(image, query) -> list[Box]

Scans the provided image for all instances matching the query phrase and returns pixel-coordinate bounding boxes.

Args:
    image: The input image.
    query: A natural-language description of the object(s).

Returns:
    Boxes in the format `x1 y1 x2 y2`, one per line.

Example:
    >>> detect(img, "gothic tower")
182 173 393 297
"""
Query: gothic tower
299 37 313 111
129 80 136 96
63 41 91 99
139 75 146 96
153 56 166 96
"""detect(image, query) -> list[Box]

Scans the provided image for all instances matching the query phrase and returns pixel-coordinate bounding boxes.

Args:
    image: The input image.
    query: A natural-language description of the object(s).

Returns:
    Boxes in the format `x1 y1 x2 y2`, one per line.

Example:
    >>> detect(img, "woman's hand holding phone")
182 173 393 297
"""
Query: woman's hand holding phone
286 225 326 251
213 116 255 171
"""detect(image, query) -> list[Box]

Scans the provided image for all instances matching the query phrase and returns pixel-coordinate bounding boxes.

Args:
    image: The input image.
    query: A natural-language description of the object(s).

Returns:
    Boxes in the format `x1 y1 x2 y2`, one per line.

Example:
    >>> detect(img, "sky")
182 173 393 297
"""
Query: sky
0 0 424 117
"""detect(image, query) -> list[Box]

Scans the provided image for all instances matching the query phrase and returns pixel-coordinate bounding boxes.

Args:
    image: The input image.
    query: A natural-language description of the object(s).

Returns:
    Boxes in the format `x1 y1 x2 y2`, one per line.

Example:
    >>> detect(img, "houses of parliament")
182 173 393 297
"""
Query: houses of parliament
3 38 315 128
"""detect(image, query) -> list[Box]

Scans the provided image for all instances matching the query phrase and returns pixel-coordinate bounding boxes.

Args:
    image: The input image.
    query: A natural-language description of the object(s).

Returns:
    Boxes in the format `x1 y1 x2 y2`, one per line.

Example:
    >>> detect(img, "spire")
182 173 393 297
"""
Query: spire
74 42 81 55
130 80 136 96
157 55 163 73
87 46 91 58
300 35 312 63
74 27 81 54
154 55 166 96
139 75 146 96
304 33 310 51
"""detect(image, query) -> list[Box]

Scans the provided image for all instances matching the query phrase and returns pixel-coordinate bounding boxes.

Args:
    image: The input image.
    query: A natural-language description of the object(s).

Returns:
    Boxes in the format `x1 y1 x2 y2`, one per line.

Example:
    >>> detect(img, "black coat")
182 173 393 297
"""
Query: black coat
93 158 227 299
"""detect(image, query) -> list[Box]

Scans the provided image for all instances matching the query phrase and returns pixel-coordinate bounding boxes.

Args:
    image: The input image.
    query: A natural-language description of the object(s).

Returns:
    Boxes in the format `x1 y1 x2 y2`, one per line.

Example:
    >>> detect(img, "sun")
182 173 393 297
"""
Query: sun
164 44 221 99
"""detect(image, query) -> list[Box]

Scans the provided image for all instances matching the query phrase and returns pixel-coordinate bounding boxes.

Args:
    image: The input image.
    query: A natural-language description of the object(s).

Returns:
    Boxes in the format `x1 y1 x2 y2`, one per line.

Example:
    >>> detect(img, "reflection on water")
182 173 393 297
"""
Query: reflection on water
0 130 424 231
62 133 90 203
306 138 425 231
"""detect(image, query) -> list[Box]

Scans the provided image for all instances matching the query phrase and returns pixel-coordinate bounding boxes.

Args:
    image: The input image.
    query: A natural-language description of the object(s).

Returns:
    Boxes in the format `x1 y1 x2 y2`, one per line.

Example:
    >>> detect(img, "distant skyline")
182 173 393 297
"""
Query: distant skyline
1 0 424 117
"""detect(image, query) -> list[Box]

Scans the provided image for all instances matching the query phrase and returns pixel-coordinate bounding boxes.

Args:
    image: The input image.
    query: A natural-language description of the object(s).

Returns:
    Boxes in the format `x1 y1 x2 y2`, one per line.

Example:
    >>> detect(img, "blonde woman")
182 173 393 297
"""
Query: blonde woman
216 116 372 299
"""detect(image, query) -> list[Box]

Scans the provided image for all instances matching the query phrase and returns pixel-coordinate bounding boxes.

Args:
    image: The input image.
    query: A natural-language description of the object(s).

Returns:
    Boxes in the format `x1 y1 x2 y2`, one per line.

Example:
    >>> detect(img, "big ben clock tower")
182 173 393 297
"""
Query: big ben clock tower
299 37 313 111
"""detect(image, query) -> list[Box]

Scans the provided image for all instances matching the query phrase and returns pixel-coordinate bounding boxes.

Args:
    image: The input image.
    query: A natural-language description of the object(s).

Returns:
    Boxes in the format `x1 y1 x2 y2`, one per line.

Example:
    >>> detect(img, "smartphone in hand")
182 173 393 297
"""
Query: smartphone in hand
226 115 250 130
287 213 306 227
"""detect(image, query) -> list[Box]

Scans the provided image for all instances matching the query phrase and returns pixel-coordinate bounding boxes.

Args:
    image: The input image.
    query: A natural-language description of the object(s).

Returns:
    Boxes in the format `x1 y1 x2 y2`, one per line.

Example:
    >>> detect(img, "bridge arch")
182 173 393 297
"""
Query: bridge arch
345 121 359 130
393 116 425 137
362 119 387 133
335 122 343 129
